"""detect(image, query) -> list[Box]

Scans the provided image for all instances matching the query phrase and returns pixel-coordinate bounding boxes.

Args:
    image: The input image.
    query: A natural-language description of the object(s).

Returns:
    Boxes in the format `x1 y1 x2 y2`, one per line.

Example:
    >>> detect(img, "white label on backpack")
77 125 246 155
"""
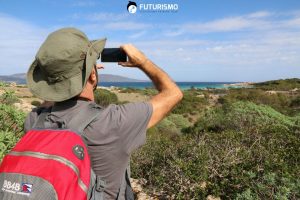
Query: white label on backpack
2 180 32 196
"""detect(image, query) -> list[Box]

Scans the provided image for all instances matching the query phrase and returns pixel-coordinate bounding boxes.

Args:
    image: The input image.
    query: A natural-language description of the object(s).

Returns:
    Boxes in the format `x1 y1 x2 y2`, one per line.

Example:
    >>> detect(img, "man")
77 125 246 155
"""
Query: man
24 28 182 199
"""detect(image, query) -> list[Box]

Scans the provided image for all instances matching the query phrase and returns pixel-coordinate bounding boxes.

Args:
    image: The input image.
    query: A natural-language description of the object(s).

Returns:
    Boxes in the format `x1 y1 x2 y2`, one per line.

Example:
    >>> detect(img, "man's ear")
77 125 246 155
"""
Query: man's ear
89 67 97 82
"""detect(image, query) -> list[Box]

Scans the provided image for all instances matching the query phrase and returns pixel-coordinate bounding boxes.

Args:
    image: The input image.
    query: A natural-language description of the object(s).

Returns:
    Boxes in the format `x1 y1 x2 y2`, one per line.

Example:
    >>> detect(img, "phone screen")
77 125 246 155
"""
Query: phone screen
100 48 127 62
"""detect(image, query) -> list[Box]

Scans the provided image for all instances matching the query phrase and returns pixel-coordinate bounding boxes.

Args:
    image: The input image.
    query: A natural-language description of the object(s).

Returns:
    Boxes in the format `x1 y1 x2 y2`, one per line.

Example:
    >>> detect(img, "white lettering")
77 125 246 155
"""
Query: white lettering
139 3 179 12
2 180 21 193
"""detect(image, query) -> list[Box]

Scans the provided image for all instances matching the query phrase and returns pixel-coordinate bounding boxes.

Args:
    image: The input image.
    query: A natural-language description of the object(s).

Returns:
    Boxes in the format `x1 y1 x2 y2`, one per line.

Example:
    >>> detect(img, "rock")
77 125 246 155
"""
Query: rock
13 99 34 112
200 181 207 189
207 195 221 200
266 90 277 94
9 82 17 87
291 88 298 92
130 178 154 200
197 94 205 98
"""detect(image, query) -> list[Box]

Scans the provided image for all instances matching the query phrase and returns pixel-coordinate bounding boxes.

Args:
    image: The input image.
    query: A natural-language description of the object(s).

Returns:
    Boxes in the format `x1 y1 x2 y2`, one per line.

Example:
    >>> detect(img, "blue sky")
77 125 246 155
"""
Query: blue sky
0 0 300 82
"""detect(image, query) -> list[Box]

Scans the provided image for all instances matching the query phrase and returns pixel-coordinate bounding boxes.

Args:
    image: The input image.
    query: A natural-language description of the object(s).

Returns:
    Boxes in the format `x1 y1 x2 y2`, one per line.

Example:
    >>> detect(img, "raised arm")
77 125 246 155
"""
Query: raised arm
119 44 183 128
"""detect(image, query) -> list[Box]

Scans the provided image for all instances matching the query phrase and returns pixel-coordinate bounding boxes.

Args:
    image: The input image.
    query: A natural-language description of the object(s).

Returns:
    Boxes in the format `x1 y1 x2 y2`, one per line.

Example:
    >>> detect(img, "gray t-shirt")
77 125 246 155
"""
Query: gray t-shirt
24 99 153 200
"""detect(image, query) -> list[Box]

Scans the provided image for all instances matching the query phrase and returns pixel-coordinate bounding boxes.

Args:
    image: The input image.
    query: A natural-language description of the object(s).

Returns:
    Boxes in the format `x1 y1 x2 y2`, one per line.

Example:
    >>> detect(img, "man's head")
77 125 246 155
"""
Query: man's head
27 28 106 102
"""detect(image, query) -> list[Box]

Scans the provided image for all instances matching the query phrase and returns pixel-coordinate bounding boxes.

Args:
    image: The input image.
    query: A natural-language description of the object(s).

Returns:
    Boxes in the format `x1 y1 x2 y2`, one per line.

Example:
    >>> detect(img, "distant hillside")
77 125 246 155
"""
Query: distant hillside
254 78 300 90
0 73 146 84
99 74 146 82
0 73 26 84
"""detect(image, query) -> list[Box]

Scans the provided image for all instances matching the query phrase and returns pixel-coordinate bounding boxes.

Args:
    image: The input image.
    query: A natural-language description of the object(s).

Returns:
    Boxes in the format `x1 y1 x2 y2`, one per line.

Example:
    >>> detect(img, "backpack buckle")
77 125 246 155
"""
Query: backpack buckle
96 176 106 192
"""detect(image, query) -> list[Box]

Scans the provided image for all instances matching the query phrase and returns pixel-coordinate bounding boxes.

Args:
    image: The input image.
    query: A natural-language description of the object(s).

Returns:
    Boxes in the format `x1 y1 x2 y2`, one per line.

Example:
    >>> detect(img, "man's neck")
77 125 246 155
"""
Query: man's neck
78 82 95 101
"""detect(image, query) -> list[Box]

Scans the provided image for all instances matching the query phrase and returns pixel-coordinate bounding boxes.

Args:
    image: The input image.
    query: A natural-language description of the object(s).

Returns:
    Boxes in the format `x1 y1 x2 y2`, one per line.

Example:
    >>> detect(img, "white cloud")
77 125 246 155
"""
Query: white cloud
285 17 300 27
73 12 129 22
103 22 151 30
163 29 184 37
247 11 273 18
181 16 270 34
0 13 48 75
71 0 98 7
128 31 147 39
0 10 299 81
169 10 300 35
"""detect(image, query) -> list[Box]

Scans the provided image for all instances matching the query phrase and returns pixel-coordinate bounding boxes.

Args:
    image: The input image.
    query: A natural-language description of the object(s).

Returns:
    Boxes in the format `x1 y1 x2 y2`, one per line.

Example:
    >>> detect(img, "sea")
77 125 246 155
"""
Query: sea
99 82 241 90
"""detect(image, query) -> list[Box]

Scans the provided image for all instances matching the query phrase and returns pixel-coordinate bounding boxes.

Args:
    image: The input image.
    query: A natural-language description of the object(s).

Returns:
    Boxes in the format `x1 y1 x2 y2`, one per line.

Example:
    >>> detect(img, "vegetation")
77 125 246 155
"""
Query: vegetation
0 104 25 161
119 87 158 96
254 78 300 91
132 101 300 199
0 80 299 199
94 88 119 107
218 88 300 116
31 100 41 107
0 90 20 105
172 90 209 115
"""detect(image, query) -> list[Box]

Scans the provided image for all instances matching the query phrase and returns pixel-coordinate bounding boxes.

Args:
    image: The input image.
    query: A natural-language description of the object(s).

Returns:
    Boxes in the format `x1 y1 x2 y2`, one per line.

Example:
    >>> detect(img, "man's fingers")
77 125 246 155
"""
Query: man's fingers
96 64 105 69
118 62 135 67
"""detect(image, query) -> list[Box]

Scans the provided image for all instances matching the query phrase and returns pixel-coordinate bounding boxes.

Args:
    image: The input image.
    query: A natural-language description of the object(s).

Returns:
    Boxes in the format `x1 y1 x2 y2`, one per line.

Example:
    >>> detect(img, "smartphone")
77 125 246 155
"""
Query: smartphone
101 48 127 62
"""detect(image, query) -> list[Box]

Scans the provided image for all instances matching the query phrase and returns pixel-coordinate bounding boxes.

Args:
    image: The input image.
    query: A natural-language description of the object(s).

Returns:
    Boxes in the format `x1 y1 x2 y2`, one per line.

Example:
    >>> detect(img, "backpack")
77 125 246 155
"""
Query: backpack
0 104 108 200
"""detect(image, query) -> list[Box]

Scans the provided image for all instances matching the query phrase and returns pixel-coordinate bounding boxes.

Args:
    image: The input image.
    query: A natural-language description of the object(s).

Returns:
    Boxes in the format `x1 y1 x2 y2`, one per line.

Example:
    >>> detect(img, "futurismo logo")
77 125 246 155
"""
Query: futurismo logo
127 1 137 14
22 183 33 193
127 1 179 14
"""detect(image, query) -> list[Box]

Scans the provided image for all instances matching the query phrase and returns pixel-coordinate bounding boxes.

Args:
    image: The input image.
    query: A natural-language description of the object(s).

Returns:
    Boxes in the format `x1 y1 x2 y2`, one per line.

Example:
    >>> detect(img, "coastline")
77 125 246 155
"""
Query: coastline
98 81 252 90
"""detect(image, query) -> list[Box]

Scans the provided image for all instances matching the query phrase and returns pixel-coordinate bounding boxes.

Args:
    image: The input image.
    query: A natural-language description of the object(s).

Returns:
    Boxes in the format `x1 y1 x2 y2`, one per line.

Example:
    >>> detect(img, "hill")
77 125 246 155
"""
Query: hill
0 73 145 84
254 78 300 90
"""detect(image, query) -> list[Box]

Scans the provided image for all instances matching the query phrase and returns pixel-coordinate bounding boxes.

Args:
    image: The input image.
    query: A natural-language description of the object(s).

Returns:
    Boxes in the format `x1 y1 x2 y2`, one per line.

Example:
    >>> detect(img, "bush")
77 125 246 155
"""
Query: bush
172 90 208 115
0 105 25 162
0 104 26 133
0 90 19 105
254 78 300 91
156 118 179 135
190 101 298 134
132 101 300 199
155 114 191 135
120 87 157 96
167 114 191 130
31 100 41 107
94 88 119 107
290 96 300 107
218 88 294 115
0 130 22 161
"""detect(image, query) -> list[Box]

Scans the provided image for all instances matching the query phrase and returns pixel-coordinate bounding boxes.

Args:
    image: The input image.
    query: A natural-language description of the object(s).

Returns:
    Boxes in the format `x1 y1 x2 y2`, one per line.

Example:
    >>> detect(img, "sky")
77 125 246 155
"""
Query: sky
0 0 300 82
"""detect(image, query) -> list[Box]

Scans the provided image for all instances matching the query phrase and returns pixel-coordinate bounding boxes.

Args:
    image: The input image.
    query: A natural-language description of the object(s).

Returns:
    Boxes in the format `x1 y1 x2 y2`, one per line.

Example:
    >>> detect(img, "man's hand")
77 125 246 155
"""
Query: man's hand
118 44 148 68
118 43 183 129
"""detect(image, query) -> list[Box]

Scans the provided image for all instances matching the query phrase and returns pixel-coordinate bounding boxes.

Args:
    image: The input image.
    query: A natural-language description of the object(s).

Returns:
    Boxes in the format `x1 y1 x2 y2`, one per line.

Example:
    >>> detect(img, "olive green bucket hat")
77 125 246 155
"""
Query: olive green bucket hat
27 28 106 102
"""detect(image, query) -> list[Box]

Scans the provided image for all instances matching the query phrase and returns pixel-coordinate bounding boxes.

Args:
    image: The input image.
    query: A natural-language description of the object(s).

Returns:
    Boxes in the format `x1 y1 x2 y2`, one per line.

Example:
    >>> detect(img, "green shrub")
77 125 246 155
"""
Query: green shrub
0 105 25 162
0 81 9 87
0 104 26 133
0 90 19 105
132 129 300 199
172 90 208 115
218 88 294 115
156 118 179 135
290 96 300 107
31 100 41 107
167 114 191 130
132 101 300 199
119 87 140 93
119 88 157 96
254 78 300 91
155 114 191 135
94 88 118 107
190 101 298 134
0 130 22 161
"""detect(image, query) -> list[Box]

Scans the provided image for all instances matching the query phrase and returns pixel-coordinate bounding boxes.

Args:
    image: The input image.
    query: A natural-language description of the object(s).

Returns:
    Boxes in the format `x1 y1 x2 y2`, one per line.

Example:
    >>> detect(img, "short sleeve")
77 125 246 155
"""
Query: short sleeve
114 102 153 154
